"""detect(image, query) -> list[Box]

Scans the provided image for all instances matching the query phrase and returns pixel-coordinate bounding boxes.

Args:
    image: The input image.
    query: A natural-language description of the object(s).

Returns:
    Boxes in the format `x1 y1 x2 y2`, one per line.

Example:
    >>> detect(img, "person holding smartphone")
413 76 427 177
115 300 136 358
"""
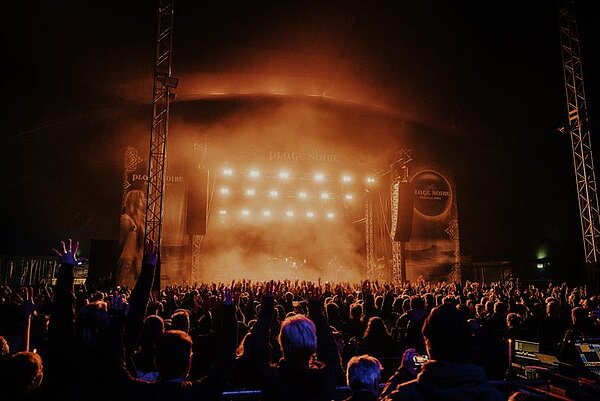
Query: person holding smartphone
380 304 504 401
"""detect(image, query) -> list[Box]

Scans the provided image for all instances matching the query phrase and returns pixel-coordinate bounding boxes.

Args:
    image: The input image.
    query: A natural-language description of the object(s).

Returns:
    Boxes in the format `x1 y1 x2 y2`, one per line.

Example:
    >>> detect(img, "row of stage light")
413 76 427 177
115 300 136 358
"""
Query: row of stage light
220 167 376 185
217 208 337 220
218 187 356 201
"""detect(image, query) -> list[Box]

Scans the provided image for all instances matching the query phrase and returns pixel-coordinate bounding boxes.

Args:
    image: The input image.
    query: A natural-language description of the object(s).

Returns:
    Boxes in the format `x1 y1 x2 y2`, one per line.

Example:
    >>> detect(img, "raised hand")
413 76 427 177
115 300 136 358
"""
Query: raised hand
220 287 234 306
107 290 125 311
20 287 35 318
52 238 79 265
399 348 420 378
142 239 158 267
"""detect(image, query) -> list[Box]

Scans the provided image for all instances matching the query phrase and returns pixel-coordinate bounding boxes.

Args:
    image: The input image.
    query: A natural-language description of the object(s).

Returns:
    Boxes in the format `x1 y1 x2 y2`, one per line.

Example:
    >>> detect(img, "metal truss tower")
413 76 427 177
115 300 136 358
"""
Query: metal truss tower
558 0 600 263
365 189 375 279
144 0 178 248
191 137 208 283
390 149 412 285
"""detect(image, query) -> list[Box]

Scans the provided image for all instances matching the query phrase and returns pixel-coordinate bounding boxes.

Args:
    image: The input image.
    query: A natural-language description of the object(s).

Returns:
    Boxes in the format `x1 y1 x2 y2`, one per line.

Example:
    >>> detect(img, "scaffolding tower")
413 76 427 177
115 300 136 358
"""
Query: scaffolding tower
144 0 177 250
558 0 600 263
390 149 412 285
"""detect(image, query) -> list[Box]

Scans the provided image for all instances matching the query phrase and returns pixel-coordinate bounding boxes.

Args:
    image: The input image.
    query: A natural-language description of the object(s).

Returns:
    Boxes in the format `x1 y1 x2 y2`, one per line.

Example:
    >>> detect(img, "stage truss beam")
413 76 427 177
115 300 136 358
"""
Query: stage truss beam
144 0 176 248
390 149 412 285
558 0 600 263
366 190 375 279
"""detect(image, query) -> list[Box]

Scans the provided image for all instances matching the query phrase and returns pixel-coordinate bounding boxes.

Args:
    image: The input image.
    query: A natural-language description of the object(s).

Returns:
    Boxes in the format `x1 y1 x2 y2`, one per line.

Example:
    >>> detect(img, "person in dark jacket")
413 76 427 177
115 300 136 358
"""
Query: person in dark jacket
380 303 504 401
249 282 342 401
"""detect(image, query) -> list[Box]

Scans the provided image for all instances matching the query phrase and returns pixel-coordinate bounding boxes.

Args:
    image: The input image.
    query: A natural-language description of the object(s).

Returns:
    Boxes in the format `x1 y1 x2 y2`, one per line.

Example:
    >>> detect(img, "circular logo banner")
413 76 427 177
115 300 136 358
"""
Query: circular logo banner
412 170 452 218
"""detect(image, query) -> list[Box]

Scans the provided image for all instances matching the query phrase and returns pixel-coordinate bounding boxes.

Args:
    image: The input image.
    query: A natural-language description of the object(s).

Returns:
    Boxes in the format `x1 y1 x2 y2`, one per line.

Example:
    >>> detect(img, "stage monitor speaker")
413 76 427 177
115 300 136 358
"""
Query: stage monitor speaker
87 239 119 290
187 168 209 235
393 181 414 242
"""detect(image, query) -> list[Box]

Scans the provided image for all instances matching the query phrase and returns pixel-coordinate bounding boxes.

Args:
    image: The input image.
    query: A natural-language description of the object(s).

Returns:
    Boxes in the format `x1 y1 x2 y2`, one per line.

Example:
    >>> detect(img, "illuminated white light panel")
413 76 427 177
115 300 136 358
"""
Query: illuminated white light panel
219 210 227 215
342 175 352 183
249 170 260 178
278 171 290 180
306 211 315 218
220 187 230 195
262 209 271 217
320 192 330 200
298 191 308 199
326 212 335 219
246 188 256 196
269 190 279 197
223 168 233 176
345 194 354 200
286 210 294 217
367 177 375 184
241 209 250 216
314 173 325 182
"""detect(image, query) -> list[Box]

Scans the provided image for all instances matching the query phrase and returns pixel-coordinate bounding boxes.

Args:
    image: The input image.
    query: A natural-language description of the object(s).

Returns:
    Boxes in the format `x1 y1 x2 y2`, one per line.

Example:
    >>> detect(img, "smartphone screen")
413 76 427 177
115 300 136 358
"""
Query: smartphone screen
413 354 429 366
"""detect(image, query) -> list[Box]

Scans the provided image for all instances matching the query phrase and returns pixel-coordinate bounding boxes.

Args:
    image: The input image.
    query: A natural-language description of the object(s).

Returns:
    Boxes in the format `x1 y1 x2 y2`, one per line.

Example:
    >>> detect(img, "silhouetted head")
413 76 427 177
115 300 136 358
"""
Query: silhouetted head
422 303 472 363
0 351 43 397
155 330 193 381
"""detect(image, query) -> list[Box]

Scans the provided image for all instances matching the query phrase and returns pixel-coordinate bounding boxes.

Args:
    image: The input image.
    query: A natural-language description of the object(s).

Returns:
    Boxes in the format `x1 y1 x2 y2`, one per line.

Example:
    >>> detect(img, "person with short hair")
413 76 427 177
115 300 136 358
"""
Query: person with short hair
344 355 382 401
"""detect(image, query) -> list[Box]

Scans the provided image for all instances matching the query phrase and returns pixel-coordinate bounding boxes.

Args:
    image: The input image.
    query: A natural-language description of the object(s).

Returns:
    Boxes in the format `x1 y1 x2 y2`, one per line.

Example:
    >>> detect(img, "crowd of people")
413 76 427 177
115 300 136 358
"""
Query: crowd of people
1 238 599 400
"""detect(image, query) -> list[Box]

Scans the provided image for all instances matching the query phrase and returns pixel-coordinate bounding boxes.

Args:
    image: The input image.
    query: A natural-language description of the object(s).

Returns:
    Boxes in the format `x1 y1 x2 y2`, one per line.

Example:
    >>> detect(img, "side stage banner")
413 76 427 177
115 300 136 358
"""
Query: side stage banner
405 168 461 282
118 146 189 288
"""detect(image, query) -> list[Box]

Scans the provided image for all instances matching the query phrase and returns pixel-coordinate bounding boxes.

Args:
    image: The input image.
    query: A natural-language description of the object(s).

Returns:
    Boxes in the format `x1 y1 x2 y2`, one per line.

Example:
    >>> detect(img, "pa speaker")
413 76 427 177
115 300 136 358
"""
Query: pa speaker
393 181 414 242
87 239 119 290
186 169 209 235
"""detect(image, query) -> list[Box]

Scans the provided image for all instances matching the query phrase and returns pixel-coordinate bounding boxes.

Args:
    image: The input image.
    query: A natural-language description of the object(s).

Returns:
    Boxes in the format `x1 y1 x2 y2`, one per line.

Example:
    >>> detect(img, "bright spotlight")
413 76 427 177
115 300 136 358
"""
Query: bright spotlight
245 188 256 197
223 168 233 177
241 209 250 217
298 191 308 199
306 211 315 218
278 171 290 180
366 176 376 184
219 187 230 195
249 170 260 179
326 212 335 219
342 175 352 183
269 190 279 197
345 194 354 201
285 210 294 217
320 192 330 200
314 173 325 182
219 209 227 215
262 209 271 217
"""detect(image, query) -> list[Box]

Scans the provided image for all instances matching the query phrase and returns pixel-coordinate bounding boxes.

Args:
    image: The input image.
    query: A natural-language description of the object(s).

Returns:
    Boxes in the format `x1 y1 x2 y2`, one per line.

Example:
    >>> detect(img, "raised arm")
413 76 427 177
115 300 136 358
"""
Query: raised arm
196 288 237 395
249 281 276 366
48 239 78 347
123 240 158 355
308 287 341 372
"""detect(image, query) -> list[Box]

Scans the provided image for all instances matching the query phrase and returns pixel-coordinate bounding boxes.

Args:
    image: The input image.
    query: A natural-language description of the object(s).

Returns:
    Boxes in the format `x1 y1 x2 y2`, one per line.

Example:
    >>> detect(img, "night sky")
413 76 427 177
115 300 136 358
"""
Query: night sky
2 1 600 280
